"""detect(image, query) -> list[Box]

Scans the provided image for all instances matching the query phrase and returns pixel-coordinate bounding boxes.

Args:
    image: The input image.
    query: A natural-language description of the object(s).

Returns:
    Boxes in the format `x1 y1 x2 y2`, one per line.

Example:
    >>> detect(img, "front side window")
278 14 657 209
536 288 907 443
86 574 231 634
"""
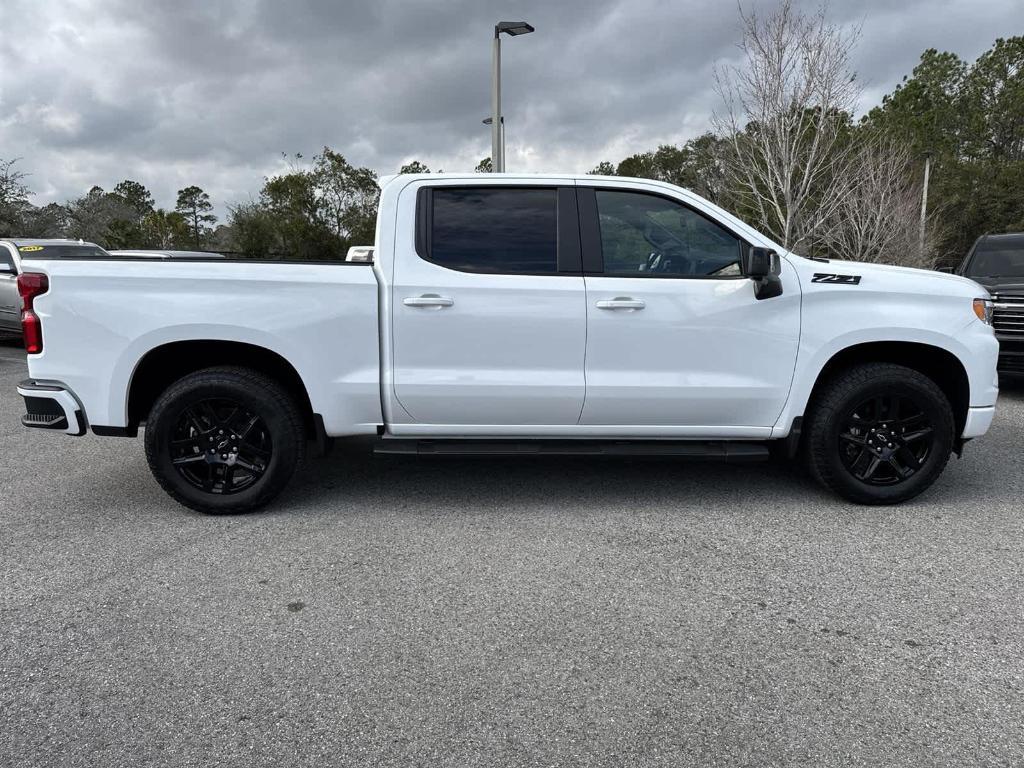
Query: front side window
428 187 557 274
595 190 742 277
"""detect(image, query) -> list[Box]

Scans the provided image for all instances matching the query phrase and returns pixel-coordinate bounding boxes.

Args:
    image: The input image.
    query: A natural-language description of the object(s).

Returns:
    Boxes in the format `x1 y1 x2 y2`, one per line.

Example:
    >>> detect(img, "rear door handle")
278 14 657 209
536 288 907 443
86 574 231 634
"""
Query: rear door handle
595 297 645 310
403 295 454 308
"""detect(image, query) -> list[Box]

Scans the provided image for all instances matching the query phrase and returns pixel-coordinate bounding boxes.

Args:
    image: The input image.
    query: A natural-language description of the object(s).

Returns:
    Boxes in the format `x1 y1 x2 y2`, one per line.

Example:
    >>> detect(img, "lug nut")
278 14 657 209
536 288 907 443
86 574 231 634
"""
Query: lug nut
221 453 228 459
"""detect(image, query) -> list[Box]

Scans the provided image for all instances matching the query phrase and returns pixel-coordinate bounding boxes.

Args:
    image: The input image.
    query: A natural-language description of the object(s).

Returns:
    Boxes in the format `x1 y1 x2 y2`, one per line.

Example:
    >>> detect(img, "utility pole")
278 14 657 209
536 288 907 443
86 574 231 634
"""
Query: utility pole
919 152 932 258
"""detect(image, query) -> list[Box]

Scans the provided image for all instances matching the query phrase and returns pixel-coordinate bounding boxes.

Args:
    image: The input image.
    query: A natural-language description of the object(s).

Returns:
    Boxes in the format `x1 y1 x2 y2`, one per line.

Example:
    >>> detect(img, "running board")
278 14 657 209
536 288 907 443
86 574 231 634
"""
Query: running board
374 439 770 461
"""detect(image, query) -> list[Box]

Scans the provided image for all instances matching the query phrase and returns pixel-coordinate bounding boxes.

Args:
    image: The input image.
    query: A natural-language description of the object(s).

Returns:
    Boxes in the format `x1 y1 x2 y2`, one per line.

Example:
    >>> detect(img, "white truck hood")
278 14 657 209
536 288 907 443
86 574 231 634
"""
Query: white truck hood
788 255 990 298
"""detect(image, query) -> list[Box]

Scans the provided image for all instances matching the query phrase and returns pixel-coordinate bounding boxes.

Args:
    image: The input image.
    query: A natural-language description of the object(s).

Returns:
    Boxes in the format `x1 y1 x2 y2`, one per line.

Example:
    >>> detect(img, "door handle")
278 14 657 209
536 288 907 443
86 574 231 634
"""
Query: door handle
403 295 454 308
595 297 645 310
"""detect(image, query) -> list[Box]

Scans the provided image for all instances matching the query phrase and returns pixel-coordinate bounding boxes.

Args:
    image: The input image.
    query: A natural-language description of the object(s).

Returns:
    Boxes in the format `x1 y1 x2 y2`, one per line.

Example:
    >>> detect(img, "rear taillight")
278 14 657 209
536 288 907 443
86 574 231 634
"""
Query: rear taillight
17 273 49 354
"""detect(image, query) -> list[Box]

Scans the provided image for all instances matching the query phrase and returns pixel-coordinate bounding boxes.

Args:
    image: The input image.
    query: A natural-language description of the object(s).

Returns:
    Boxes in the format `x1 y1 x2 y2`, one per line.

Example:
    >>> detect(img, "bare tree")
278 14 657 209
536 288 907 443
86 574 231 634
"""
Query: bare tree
66 186 135 246
0 157 32 236
715 1 861 252
820 137 938 267
22 202 69 239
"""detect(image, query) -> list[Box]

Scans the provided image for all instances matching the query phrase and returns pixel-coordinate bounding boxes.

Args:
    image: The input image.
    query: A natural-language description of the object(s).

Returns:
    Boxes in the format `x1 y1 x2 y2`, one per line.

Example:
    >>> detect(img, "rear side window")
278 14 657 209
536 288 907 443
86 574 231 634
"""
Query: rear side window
426 187 558 274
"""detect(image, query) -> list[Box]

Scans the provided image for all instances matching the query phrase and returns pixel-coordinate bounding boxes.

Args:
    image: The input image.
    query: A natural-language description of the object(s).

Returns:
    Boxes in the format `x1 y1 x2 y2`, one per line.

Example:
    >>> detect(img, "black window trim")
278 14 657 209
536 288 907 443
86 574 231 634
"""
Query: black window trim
414 185 582 276
577 185 751 280
0 243 17 272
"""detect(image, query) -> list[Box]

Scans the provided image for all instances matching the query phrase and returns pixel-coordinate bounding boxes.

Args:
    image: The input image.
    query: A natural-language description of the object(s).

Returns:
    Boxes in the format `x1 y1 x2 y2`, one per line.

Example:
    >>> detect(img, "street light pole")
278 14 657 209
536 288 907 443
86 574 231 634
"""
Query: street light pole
490 21 534 173
491 30 502 172
482 117 504 170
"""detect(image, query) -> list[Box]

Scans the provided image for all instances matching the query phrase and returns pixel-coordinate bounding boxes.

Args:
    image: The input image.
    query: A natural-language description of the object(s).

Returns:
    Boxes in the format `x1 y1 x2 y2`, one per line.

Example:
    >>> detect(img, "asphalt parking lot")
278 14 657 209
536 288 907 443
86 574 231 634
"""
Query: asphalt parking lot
1 335 1023 767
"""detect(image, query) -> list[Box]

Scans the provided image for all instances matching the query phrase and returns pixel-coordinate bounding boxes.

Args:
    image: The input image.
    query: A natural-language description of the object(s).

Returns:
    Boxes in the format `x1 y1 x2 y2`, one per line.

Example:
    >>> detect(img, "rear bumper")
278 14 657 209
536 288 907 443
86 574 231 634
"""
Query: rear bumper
17 379 86 436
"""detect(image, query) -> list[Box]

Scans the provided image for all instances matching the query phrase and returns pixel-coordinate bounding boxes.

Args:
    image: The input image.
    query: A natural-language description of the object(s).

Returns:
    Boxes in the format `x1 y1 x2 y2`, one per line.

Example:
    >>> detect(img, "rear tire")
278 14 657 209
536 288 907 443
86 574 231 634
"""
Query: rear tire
804 363 955 505
144 366 305 514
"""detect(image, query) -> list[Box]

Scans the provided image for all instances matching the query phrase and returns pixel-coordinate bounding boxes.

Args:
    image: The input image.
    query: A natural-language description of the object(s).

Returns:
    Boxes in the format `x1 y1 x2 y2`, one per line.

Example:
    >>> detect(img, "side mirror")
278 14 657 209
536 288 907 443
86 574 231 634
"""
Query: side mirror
743 246 783 300
743 246 775 278
937 266 955 274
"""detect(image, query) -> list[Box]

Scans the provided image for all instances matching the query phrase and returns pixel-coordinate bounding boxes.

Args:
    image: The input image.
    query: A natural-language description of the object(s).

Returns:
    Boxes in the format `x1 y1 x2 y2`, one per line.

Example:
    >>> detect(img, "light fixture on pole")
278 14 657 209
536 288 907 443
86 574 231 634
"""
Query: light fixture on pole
491 21 534 173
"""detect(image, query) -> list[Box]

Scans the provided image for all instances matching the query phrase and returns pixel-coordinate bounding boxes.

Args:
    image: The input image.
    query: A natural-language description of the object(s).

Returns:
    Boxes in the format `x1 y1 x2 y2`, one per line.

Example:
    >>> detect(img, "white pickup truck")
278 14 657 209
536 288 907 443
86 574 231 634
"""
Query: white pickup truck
12 174 999 513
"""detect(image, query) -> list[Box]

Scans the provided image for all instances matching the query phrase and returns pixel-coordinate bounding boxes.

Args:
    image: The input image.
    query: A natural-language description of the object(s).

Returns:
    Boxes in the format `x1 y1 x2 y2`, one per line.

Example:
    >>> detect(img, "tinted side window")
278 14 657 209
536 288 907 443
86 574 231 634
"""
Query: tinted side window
0 246 15 271
595 190 742 277
428 188 557 274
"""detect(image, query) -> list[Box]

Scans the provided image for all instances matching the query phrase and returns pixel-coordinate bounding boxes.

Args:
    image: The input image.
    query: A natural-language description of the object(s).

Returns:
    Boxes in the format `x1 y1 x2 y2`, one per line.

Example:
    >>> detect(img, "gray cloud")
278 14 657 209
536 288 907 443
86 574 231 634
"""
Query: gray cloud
0 0 1018 216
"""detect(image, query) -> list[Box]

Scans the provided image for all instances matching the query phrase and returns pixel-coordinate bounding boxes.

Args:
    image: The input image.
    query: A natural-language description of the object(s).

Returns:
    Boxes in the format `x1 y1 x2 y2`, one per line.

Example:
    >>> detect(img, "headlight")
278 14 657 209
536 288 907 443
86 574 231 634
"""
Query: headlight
973 298 994 325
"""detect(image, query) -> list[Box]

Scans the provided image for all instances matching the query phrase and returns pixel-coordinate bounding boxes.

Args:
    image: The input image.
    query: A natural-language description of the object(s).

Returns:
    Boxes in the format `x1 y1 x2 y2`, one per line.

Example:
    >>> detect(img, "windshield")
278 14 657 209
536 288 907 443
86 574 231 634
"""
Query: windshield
18 243 112 259
965 237 1024 278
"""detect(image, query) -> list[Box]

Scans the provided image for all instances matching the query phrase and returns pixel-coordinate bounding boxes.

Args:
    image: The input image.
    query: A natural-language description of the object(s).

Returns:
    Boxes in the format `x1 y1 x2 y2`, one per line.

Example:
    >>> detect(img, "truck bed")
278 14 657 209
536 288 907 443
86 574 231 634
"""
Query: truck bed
20 257 384 435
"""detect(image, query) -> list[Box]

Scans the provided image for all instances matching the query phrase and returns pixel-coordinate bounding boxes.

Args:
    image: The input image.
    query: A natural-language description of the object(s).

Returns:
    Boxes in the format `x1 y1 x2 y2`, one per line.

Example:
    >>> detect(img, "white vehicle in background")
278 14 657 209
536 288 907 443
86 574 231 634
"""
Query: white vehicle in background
13 174 999 514
108 250 227 259
345 246 375 263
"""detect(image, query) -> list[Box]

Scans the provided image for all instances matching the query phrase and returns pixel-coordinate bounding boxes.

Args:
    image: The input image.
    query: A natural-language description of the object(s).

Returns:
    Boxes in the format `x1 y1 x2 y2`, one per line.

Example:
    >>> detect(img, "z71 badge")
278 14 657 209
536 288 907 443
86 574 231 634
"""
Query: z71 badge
812 272 861 285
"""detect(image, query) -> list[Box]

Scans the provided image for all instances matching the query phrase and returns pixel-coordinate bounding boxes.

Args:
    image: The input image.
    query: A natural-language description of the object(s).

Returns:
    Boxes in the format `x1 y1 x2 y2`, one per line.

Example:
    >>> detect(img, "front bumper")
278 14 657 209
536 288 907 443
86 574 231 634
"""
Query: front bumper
996 335 1024 374
17 379 86 436
962 405 996 439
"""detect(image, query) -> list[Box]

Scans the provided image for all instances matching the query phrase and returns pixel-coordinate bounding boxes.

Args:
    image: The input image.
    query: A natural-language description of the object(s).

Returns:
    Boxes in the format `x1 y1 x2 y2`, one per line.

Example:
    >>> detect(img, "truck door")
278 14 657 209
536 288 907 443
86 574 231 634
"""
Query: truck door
577 186 801 432
0 244 20 333
390 184 586 428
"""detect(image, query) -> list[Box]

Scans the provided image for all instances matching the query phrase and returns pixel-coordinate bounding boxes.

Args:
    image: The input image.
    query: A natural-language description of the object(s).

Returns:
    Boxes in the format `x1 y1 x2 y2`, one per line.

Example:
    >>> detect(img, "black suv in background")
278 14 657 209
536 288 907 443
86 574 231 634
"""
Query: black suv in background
957 233 1024 373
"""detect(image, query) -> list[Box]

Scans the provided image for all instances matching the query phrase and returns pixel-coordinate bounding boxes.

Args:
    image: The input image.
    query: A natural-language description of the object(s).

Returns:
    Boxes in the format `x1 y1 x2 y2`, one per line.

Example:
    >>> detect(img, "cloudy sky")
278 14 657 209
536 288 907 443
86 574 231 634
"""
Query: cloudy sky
0 0 1019 216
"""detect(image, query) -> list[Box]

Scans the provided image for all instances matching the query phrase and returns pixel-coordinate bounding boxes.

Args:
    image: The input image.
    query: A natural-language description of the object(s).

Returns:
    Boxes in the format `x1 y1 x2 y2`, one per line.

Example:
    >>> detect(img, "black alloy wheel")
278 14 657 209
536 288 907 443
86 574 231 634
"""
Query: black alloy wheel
170 398 273 495
837 393 935 486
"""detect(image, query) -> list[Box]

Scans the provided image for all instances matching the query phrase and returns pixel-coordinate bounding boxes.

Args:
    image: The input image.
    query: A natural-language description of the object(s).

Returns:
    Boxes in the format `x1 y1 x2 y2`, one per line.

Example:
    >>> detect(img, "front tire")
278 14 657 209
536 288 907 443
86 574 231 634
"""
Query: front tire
144 366 305 514
804 363 955 505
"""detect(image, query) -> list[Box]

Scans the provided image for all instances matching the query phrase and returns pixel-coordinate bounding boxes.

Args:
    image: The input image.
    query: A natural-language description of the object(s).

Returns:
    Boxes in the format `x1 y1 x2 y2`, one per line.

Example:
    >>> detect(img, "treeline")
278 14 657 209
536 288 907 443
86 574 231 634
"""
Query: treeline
0 152 457 258
0 167 222 252
1 16 1020 267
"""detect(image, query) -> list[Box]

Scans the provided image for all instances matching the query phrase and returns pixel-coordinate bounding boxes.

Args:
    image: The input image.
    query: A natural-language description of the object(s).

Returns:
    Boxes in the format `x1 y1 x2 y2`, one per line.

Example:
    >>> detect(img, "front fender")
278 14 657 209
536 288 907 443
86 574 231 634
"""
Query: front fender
771 323 990 438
